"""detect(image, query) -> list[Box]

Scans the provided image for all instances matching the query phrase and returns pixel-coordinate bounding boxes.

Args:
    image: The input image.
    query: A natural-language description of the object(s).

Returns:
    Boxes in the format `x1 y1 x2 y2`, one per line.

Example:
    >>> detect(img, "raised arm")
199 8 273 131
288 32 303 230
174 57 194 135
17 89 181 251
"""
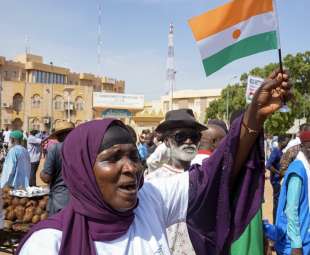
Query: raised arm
232 69 291 183
186 69 292 255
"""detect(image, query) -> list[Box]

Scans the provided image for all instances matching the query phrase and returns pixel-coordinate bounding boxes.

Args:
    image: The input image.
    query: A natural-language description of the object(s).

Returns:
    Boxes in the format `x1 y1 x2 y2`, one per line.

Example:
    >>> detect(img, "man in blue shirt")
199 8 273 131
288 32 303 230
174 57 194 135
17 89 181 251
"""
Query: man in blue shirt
0 130 31 189
137 129 150 161
264 124 310 255
266 135 290 222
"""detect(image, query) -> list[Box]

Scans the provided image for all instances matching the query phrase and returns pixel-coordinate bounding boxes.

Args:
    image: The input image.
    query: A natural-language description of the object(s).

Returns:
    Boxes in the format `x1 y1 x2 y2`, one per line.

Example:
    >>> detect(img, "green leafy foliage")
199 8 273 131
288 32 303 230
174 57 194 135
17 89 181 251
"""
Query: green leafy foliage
205 52 310 134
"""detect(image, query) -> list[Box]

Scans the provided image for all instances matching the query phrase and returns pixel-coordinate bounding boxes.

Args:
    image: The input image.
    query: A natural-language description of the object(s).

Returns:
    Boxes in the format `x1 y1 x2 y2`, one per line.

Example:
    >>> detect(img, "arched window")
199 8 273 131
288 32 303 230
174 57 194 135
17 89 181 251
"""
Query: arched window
12 93 23 113
31 118 41 130
31 94 41 108
75 96 84 111
54 95 64 110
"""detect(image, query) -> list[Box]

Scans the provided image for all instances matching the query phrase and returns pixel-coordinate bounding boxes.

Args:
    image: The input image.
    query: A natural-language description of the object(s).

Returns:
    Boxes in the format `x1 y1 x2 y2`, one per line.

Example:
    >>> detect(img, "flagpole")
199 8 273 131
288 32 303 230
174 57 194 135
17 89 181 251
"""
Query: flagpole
278 48 283 73
273 0 283 73
274 0 289 112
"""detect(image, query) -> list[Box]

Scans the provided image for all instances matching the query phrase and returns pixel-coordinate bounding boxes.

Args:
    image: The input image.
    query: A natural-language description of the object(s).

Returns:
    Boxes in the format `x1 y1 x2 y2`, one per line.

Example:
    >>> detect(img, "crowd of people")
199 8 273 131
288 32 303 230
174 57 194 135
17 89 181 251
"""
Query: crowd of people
0 70 309 254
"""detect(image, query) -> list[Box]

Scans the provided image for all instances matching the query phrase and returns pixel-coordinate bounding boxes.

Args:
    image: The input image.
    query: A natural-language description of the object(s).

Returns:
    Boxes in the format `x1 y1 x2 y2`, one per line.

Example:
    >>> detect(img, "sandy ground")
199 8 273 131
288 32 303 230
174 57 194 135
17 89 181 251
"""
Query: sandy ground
0 163 275 254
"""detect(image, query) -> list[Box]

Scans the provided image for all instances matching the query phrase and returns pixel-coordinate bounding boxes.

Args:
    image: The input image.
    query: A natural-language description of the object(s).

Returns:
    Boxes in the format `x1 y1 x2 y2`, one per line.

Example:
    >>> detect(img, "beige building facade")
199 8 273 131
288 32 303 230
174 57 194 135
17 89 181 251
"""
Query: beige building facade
161 89 222 124
132 100 164 134
0 54 125 131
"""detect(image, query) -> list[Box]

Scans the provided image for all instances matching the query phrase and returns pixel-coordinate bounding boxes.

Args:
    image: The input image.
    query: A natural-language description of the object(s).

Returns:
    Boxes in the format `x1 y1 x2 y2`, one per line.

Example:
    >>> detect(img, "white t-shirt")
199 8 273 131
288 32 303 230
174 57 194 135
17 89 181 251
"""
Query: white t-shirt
147 165 195 255
3 130 11 144
19 172 189 255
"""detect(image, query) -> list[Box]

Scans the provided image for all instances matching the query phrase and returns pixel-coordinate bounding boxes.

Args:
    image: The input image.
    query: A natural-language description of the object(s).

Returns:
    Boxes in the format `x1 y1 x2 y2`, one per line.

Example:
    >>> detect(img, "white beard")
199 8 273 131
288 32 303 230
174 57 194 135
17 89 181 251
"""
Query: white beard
170 143 198 162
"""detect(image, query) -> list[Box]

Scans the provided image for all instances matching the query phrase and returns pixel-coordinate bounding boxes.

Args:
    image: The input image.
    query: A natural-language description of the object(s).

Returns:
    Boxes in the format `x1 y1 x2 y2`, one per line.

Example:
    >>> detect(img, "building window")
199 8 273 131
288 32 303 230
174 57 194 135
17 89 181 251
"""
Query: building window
36 71 39 83
75 97 84 111
32 71 37 83
31 94 41 108
12 93 23 112
54 95 64 110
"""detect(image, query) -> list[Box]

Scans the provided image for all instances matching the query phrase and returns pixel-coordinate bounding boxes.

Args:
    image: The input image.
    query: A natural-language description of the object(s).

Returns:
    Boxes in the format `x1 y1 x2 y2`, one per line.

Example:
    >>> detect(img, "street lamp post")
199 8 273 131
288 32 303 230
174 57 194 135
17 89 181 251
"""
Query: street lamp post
226 75 238 124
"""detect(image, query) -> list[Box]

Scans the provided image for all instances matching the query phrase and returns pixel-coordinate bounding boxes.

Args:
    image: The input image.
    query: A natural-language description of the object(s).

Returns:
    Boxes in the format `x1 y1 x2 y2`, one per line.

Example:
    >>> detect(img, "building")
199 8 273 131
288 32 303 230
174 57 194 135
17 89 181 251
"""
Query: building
132 100 164 134
0 53 125 131
93 92 145 125
161 89 222 123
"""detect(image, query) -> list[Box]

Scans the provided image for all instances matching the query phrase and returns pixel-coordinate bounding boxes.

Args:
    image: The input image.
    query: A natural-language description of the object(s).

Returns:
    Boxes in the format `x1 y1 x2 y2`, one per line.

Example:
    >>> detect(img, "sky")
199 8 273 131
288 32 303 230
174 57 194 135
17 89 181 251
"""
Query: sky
0 0 309 100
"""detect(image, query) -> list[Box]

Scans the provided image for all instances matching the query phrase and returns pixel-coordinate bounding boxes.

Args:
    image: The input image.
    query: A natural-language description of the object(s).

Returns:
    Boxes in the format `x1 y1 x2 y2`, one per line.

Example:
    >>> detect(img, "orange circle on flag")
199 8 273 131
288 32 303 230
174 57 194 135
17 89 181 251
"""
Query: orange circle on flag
232 29 241 39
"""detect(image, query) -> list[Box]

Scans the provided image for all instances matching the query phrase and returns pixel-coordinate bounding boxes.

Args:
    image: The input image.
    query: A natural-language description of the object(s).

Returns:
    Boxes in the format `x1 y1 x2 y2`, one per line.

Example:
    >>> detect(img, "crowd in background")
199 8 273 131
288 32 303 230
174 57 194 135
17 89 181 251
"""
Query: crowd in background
0 108 309 254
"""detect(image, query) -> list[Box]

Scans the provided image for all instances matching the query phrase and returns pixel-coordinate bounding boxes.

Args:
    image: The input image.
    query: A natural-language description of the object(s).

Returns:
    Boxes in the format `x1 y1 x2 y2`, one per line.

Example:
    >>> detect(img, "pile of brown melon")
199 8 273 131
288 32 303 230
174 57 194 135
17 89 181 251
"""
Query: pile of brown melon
2 187 49 232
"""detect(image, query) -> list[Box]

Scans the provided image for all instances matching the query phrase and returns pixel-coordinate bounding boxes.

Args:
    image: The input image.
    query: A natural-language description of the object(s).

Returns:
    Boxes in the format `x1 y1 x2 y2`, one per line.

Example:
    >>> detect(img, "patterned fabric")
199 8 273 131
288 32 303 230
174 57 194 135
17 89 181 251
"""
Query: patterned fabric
146 165 195 255
280 144 300 177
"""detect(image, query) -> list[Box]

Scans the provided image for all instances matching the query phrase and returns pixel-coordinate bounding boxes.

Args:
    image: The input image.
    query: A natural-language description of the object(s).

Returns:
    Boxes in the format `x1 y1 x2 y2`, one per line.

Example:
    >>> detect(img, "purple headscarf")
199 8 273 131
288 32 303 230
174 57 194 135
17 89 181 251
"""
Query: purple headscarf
17 119 140 255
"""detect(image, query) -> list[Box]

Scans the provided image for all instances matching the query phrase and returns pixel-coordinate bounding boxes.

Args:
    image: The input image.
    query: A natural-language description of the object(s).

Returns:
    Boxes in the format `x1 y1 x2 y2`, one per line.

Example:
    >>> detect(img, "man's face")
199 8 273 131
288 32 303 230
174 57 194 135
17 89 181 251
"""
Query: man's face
279 138 290 150
167 128 201 162
139 134 146 144
145 133 154 146
200 125 226 151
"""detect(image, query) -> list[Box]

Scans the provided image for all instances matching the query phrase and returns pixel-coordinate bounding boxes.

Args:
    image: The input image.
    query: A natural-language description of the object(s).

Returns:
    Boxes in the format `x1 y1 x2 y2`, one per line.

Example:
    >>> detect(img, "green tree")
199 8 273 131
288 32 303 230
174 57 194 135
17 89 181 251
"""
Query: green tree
206 51 310 132
284 52 310 95
206 83 246 122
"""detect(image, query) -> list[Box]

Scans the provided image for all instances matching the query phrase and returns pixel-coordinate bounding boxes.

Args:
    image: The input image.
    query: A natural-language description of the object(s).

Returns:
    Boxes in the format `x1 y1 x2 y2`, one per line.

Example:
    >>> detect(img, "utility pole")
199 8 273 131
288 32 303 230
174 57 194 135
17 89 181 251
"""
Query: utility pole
166 23 176 111
97 3 103 76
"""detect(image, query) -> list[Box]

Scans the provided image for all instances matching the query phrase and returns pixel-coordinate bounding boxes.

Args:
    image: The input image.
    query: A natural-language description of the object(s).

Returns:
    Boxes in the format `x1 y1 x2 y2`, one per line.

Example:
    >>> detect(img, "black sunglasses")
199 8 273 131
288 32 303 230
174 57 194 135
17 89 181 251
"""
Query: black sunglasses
171 130 201 145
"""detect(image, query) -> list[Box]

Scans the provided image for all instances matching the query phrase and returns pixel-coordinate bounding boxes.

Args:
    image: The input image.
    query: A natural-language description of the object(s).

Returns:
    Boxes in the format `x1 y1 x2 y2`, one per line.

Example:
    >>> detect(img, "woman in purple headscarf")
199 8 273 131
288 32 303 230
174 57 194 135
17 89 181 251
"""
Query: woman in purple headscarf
17 69 291 255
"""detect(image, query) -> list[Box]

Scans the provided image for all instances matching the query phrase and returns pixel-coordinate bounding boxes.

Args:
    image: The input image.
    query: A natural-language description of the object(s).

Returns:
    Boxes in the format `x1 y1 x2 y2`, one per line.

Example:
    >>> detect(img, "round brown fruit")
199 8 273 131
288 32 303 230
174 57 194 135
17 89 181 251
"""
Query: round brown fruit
12 197 19 206
31 215 40 224
25 207 35 215
14 206 25 221
38 200 47 210
35 207 43 215
19 197 29 206
6 211 16 221
40 212 48 221
23 213 33 223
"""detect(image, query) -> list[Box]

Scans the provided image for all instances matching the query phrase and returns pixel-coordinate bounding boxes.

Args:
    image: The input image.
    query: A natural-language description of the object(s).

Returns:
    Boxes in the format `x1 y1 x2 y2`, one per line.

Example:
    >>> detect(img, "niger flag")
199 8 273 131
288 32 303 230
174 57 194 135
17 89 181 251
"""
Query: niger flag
188 0 279 76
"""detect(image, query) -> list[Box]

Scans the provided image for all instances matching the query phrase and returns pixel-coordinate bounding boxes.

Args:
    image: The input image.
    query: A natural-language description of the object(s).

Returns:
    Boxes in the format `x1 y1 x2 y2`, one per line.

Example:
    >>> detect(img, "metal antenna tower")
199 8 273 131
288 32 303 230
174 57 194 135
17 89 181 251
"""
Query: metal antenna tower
97 2 103 76
166 23 176 110
25 35 30 54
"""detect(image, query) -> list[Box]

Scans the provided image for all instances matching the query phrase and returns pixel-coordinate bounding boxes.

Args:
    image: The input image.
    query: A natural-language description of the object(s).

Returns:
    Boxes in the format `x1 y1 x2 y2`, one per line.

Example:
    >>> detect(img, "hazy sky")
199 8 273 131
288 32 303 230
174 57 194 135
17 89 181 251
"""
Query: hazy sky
0 0 309 99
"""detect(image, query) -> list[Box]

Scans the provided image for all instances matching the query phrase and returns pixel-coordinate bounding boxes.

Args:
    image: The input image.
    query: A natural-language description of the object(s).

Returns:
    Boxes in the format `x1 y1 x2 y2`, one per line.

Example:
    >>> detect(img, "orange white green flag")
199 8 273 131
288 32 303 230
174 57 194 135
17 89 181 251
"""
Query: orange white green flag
188 0 279 76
